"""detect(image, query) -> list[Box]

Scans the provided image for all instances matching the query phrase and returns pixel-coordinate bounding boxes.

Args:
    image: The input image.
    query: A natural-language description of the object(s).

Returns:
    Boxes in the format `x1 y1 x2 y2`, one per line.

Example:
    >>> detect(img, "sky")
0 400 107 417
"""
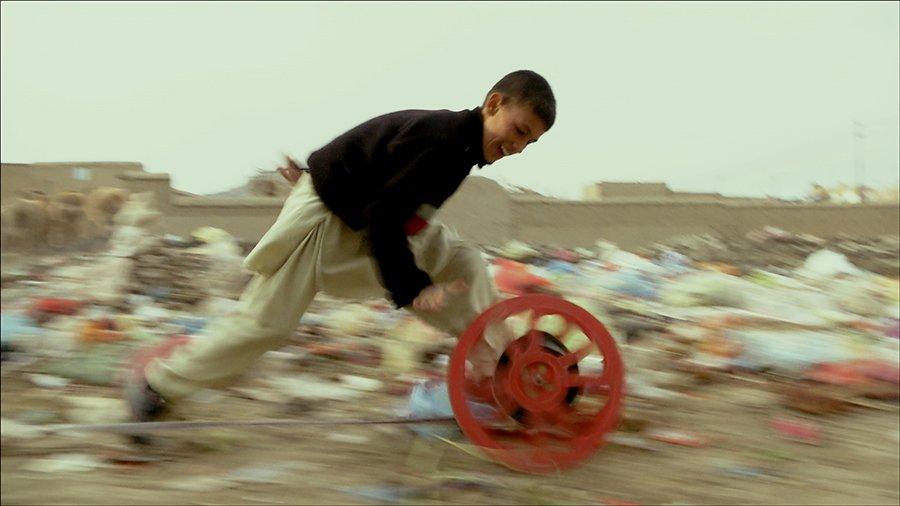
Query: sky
2 1 898 199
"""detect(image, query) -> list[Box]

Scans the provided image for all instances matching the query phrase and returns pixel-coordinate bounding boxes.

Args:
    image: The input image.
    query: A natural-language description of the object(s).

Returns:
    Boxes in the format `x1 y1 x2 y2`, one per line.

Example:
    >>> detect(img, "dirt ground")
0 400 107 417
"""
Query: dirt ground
2 348 899 506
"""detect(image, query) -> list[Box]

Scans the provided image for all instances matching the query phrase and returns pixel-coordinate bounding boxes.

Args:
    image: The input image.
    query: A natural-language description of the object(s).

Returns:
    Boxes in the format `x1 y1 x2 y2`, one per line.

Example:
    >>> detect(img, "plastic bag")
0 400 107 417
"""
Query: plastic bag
406 380 497 438
604 269 660 300
659 271 758 308
658 249 692 276
0 313 44 344
595 241 665 275
726 329 871 372
795 249 863 280
493 258 554 295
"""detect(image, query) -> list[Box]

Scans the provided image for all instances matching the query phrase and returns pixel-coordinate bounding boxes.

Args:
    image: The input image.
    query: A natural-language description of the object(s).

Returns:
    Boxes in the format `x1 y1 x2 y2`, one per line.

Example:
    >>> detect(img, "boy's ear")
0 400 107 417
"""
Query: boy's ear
484 92 505 114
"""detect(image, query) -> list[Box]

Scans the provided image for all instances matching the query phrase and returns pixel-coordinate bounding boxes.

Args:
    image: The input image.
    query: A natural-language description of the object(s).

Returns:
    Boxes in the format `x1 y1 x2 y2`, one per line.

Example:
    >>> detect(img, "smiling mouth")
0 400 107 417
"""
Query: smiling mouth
499 145 510 158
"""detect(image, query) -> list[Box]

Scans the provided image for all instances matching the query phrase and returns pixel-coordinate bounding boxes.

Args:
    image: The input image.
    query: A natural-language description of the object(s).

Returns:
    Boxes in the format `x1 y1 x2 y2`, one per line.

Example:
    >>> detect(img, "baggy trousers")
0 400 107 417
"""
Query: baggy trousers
146 177 506 401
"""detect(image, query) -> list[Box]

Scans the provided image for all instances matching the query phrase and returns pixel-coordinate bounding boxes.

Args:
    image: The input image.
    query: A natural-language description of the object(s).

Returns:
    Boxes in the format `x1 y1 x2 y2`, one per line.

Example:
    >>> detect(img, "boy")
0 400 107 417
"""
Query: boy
125 70 556 429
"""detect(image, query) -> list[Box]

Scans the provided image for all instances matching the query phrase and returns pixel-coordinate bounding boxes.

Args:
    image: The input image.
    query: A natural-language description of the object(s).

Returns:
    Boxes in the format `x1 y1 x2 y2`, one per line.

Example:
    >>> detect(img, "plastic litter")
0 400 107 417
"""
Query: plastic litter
337 483 420 504
23 454 107 473
644 427 711 447
605 269 660 300
795 249 863 280
658 249 691 276
339 374 384 392
493 258 554 295
268 374 365 401
225 462 294 484
770 416 822 445
0 313 44 344
406 380 497 438
26 373 69 389
659 271 757 308
169 316 208 335
0 418 44 440
727 329 869 372
77 319 125 344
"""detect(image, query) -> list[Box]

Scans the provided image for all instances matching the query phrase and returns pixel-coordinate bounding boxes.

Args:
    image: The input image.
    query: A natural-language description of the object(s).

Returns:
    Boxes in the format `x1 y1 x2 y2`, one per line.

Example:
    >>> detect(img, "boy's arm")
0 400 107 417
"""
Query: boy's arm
362 147 452 309
280 151 442 309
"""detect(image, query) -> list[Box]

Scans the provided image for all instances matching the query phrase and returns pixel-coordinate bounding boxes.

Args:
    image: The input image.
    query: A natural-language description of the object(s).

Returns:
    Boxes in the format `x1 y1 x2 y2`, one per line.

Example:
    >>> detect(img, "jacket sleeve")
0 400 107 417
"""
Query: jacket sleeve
362 147 448 308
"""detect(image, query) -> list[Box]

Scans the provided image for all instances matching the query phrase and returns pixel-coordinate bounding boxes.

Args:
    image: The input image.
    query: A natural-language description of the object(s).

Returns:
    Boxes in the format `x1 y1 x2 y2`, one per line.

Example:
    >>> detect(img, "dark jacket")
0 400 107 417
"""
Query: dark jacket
307 107 487 308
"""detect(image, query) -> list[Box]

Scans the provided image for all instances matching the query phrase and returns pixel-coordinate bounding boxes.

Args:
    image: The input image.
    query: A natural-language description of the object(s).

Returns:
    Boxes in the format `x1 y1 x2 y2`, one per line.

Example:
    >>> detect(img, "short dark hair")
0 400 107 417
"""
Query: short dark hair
484 70 556 129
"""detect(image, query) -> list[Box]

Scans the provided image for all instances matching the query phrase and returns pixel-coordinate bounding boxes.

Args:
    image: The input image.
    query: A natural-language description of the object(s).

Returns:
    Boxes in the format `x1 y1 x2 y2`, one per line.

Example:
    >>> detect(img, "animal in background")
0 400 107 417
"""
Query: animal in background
84 187 130 239
45 191 90 248
0 190 50 250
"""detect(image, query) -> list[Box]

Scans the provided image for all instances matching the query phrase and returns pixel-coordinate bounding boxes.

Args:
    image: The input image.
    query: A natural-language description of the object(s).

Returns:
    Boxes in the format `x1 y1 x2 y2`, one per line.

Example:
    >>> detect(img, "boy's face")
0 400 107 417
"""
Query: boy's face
481 92 548 164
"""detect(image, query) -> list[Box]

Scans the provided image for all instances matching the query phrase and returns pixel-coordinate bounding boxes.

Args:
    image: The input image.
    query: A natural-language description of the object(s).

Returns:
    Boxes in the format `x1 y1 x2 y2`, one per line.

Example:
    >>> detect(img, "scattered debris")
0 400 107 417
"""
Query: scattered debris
1 215 897 502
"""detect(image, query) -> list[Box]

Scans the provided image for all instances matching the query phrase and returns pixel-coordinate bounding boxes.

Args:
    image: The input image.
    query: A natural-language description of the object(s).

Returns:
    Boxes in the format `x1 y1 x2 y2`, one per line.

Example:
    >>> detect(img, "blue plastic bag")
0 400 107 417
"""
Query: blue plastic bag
0 313 43 344
406 380 498 438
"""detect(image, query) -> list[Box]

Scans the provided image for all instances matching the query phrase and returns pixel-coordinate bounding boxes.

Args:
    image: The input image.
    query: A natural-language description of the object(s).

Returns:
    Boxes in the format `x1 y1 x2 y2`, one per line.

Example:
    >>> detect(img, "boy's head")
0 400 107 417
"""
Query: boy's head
480 70 556 164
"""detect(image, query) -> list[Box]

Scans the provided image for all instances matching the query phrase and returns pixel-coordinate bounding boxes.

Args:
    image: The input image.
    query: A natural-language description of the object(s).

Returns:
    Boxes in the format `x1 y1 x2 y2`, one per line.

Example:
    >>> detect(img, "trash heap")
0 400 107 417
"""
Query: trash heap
650 227 900 277
1 203 898 473
486 235 899 431
0 192 248 386
129 247 209 309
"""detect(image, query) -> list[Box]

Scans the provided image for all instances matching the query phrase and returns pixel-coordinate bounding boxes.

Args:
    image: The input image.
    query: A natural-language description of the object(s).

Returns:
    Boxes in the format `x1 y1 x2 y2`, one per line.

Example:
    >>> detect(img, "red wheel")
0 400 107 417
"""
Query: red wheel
448 295 625 473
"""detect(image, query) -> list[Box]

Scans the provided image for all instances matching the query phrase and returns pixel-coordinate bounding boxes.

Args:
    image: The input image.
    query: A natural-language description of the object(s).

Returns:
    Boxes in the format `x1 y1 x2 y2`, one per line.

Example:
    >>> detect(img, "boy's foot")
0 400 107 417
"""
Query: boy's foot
120 335 191 445
123 375 167 445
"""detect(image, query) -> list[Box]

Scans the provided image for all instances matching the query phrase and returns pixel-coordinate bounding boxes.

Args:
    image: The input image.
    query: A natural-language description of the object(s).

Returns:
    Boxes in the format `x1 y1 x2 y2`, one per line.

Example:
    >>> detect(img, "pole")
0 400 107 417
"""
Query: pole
852 121 866 188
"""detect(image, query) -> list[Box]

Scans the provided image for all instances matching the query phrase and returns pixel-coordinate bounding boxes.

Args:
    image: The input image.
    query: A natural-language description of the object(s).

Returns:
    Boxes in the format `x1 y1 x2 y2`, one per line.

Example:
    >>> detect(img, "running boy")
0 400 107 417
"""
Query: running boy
126 70 556 427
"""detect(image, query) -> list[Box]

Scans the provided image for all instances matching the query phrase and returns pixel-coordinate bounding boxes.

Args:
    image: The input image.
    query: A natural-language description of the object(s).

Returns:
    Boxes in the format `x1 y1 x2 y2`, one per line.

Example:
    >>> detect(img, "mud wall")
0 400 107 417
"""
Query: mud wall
0 162 145 201
509 199 900 249
7 165 896 250
118 172 900 249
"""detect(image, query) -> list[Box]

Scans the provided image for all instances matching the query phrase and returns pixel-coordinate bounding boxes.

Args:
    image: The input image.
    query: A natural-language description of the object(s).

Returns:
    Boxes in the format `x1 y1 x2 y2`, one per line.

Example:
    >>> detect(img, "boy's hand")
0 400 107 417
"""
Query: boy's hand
277 155 304 186
412 279 468 312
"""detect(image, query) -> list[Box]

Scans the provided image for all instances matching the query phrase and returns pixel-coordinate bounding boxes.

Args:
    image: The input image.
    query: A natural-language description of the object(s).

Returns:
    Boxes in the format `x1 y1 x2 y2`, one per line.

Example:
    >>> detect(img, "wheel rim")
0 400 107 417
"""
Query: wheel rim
448 295 625 474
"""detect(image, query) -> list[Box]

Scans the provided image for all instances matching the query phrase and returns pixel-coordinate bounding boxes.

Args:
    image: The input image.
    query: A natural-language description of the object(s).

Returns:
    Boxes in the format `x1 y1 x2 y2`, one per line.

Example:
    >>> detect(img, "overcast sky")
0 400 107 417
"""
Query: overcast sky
2 1 898 199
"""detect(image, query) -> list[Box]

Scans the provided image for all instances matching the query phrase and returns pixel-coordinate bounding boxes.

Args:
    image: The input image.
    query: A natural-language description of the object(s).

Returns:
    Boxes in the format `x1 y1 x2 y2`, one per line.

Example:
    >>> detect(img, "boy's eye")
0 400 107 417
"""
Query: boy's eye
516 127 525 135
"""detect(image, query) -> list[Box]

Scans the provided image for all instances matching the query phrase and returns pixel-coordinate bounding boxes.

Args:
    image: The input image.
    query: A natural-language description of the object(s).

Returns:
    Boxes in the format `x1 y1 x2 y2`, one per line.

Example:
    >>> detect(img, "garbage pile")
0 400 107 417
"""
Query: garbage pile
487 228 899 278
651 228 899 277
1 198 898 484
0 192 248 386
487 236 899 427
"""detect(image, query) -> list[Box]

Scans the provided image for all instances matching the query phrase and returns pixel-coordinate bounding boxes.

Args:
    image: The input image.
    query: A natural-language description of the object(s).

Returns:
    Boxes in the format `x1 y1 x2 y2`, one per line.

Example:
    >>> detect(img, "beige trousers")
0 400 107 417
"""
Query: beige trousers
146 177 504 401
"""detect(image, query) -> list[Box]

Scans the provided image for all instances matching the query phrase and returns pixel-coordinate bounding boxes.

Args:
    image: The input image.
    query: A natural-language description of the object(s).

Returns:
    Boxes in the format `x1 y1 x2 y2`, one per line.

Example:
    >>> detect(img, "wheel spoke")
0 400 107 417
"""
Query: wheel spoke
529 309 545 329
465 377 493 401
490 384 522 419
566 372 611 392
558 343 595 369
521 329 543 354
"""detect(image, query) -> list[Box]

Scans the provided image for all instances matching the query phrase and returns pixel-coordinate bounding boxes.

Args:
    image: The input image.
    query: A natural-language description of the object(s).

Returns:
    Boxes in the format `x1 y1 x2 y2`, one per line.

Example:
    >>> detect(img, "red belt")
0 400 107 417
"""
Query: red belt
403 215 429 236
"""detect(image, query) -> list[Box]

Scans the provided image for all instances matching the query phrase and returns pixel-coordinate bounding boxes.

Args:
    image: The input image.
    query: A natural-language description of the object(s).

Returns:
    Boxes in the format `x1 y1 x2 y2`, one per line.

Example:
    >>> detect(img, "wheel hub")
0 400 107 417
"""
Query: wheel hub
508 353 568 411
